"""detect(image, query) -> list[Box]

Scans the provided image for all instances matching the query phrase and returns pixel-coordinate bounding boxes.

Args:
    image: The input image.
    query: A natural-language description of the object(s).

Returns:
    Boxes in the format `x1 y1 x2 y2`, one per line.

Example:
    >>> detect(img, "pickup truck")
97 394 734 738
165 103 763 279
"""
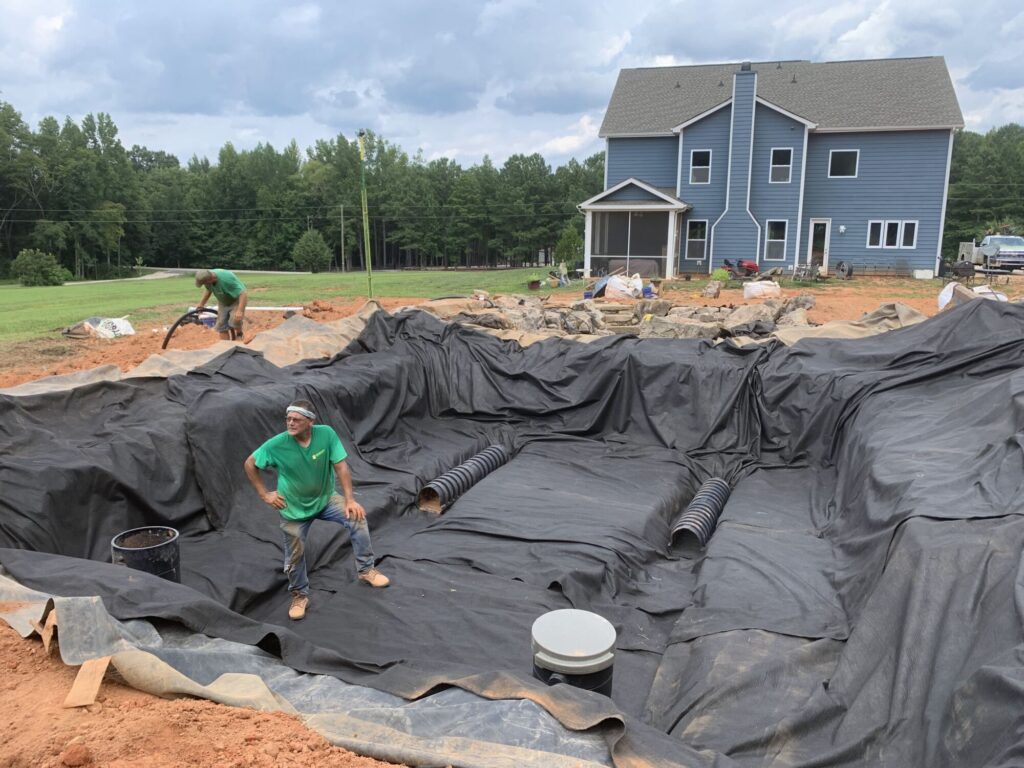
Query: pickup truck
959 235 1024 270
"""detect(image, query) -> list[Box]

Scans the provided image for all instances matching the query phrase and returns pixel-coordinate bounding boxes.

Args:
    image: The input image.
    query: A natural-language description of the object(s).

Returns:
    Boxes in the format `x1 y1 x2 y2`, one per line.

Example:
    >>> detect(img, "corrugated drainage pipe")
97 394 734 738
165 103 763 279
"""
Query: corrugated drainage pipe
417 445 510 514
671 478 731 547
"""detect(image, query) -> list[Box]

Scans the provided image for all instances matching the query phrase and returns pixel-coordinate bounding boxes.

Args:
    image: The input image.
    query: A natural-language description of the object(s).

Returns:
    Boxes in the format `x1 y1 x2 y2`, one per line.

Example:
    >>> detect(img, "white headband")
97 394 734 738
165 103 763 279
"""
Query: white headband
286 405 316 420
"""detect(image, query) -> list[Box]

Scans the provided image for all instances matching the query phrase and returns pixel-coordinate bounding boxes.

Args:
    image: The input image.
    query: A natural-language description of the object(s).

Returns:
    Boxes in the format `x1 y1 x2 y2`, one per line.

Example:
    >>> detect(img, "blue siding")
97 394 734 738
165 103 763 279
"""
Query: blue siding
710 72 760 267
750 104 804 266
676 105 731 273
803 131 950 273
606 137 678 188
605 184 664 202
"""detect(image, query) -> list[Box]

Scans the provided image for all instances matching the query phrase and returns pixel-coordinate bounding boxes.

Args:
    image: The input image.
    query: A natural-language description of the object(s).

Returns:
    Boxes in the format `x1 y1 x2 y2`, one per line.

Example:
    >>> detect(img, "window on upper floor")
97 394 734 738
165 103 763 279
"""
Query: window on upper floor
828 150 859 178
764 220 787 261
685 220 707 260
770 148 792 183
690 150 711 184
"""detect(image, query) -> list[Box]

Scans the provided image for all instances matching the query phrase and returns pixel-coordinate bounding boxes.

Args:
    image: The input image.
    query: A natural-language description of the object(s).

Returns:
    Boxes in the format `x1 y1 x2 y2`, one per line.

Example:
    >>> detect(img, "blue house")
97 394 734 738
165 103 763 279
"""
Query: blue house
580 57 963 279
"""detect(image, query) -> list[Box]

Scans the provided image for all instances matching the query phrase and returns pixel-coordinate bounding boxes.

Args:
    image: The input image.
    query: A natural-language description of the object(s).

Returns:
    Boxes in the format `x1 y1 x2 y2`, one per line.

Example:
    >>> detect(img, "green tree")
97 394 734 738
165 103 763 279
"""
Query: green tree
291 229 331 272
11 248 73 286
554 222 583 268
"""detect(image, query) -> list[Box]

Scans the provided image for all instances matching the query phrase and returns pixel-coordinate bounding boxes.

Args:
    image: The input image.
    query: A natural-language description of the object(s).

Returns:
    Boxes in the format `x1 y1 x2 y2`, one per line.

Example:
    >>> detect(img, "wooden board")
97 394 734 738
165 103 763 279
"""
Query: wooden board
62 656 112 708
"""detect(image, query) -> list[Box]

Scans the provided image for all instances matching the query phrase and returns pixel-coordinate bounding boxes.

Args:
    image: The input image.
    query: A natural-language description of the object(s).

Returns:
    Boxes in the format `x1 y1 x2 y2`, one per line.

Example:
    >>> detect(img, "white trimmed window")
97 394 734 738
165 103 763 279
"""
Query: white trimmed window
884 221 901 248
685 220 707 260
764 220 787 261
900 221 918 249
690 150 711 184
828 149 859 178
770 148 792 183
867 220 883 248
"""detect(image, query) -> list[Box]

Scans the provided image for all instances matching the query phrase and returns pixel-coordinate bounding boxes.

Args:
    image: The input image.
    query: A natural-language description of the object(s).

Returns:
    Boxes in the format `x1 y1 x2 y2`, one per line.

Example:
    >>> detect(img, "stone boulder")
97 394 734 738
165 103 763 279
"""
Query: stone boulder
789 293 816 310
642 316 721 339
722 303 777 332
702 280 723 298
776 307 810 327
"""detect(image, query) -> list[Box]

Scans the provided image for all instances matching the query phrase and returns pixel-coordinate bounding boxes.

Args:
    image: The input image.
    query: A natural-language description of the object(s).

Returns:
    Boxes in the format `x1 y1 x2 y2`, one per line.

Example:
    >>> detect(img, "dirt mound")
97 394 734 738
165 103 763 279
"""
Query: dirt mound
0 622 400 768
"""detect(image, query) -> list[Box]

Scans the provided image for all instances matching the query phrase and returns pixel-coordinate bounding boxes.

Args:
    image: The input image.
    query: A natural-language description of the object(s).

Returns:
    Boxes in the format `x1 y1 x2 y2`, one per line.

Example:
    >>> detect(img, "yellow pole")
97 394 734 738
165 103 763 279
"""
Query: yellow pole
357 130 373 298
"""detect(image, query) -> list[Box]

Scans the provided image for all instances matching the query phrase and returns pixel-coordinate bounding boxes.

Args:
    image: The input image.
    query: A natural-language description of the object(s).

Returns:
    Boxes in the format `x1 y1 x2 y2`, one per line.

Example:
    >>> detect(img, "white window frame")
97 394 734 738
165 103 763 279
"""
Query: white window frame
764 219 788 261
883 220 902 248
900 220 918 249
866 220 883 249
689 149 712 185
685 219 708 260
769 147 792 184
828 149 859 179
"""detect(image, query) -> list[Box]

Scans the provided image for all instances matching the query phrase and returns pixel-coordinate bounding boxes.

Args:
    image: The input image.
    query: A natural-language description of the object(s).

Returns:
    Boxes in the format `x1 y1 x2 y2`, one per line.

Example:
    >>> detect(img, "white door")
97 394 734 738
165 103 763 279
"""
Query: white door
807 219 831 274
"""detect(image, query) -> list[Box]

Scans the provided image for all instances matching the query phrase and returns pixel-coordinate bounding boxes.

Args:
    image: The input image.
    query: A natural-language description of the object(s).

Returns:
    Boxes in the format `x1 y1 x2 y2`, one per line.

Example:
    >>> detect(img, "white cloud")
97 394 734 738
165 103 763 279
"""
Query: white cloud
599 32 631 64
831 1 900 59
539 114 599 155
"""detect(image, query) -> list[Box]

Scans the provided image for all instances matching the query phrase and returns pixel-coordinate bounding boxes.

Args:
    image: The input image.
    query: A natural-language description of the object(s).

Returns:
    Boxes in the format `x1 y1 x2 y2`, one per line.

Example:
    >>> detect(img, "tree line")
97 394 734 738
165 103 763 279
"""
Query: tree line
3 96 1022 281
0 101 604 279
945 123 1024 251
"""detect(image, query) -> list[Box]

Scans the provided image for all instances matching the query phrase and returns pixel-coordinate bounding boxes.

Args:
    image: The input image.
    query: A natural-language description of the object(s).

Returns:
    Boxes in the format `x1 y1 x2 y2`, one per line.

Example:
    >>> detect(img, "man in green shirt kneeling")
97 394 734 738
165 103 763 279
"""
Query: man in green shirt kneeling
244 399 389 621
194 268 248 340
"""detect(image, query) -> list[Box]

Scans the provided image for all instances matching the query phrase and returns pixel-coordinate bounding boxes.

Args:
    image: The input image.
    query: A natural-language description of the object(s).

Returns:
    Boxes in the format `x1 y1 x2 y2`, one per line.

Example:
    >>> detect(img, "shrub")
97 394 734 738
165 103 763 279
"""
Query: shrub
11 249 73 286
711 267 730 282
291 230 332 273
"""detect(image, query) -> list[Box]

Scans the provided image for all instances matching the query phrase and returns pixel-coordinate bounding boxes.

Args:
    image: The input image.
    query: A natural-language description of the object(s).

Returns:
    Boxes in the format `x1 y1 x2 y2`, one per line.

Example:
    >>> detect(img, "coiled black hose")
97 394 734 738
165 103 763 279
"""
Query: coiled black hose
671 478 731 547
417 445 510 513
161 307 236 350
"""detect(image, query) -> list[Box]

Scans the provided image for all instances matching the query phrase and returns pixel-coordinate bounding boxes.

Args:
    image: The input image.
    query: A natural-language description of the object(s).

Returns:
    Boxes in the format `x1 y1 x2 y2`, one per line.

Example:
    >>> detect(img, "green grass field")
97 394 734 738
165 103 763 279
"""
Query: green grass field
0 269 578 345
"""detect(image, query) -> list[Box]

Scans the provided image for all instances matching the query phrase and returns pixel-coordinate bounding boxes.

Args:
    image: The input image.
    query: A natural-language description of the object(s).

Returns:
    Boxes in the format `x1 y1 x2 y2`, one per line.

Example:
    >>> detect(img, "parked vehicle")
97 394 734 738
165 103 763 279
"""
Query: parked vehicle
958 235 1024 270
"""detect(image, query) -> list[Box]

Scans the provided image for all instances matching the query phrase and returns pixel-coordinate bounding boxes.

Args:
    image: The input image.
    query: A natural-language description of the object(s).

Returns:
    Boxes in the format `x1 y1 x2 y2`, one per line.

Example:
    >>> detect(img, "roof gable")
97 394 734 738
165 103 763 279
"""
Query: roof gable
600 57 963 137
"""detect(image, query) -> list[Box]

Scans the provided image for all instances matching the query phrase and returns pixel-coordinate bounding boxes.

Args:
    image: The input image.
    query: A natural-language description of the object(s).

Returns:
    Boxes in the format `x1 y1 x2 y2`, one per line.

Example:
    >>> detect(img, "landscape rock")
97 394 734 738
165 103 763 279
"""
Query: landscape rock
776 307 811 327
723 304 777 331
636 299 673 318
702 280 723 298
789 293 816 310
61 744 92 767
642 316 721 339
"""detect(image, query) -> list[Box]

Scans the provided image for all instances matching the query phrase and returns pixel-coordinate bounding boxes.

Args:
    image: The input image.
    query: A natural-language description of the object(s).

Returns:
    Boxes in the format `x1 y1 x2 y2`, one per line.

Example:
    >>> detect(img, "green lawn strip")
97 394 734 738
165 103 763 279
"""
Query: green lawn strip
0 269 578 345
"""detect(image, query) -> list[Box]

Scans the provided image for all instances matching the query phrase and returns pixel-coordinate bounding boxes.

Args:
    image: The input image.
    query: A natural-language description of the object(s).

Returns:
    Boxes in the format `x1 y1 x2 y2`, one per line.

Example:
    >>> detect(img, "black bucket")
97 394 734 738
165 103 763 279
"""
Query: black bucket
111 526 180 583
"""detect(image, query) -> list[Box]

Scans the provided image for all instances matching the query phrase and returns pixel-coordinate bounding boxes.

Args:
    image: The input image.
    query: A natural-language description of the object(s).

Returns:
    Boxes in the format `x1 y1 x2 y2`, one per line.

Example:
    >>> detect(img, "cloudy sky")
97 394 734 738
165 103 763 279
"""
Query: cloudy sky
1 0 1022 168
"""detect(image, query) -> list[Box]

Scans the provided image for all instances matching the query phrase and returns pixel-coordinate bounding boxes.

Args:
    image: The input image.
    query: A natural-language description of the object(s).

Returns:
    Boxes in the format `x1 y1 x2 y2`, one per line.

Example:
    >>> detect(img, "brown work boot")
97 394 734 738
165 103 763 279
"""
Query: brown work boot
358 568 390 588
288 592 309 620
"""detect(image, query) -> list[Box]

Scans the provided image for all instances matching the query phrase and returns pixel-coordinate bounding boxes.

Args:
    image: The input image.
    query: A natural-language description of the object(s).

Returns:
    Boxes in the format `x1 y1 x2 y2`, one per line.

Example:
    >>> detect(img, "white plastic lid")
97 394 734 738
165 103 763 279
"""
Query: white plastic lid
531 609 616 675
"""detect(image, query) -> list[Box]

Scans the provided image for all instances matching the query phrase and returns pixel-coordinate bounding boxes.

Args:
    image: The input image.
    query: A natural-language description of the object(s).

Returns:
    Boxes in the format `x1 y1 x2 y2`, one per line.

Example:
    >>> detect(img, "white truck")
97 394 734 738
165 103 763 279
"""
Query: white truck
959 235 1024 270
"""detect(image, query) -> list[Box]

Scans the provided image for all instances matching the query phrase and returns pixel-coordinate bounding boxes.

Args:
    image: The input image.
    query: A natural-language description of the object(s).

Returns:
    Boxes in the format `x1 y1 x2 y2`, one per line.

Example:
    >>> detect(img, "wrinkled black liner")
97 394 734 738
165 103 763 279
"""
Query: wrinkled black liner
3 301 1024 767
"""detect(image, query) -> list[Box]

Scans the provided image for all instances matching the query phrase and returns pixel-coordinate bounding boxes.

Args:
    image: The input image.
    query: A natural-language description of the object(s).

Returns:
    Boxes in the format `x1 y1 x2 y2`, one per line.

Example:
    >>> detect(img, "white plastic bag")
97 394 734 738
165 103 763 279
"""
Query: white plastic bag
743 281 782 299
91 317 136 338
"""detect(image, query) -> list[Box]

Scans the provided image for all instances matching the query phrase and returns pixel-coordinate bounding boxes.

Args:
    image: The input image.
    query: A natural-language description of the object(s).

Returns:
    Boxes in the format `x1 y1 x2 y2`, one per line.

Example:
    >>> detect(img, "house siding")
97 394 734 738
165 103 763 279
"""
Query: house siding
604 184 664 202
677 105 731 273
750 103 804 266
710 71 760 268
606 137 678 188
802 130 949 273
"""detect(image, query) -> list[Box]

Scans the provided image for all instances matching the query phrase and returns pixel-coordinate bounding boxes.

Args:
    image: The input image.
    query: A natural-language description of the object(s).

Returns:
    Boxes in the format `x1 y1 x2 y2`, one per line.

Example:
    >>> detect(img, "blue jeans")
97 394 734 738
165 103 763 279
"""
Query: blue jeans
280 494 376 596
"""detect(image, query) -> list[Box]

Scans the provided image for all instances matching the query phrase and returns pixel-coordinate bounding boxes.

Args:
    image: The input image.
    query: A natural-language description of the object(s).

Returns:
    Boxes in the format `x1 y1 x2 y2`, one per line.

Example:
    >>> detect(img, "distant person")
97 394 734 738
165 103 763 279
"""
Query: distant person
243 400 390 621
194 268 248 340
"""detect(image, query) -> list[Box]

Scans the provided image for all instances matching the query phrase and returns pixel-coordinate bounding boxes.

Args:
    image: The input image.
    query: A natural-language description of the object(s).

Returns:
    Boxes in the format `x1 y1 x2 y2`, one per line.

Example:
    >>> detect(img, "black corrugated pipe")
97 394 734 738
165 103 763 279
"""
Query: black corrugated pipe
417 445 511 514
671 478 731 547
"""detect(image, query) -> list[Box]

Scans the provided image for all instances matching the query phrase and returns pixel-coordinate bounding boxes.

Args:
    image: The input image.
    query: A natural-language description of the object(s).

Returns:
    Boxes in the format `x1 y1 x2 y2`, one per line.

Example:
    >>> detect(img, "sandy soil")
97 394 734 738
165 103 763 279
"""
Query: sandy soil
0 619 401 768
0 298 421 389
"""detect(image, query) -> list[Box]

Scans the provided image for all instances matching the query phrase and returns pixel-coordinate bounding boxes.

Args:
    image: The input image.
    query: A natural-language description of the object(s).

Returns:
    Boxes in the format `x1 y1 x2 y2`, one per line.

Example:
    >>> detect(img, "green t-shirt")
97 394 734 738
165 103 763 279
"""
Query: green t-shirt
210 269 245 305
252 425 348 521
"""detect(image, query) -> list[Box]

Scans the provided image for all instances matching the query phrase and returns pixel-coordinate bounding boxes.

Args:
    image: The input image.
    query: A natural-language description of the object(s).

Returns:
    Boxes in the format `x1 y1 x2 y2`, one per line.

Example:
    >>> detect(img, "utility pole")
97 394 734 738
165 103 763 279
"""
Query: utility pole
357 130 373 298
340 204 345 272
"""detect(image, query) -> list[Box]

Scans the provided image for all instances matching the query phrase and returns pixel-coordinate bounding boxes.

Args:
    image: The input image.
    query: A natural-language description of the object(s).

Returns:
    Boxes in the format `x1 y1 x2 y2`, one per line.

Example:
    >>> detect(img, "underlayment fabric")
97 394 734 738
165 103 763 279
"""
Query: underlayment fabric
2 301 1024 766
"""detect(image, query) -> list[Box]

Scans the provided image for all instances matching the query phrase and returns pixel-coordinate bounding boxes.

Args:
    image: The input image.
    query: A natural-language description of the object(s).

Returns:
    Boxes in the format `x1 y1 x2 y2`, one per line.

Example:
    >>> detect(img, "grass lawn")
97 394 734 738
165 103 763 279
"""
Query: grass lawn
0 269 578 345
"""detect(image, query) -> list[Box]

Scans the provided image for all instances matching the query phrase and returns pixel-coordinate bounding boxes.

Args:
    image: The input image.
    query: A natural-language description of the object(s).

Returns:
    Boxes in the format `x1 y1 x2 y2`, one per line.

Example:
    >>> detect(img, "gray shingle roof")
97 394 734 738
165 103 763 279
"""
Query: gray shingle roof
599 57 964 136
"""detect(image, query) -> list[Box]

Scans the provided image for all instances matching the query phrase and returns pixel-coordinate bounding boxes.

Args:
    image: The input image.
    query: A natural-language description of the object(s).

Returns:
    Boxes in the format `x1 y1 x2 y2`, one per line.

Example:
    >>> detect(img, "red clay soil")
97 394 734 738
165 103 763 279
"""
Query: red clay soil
0 297 420 389
0 620 403 768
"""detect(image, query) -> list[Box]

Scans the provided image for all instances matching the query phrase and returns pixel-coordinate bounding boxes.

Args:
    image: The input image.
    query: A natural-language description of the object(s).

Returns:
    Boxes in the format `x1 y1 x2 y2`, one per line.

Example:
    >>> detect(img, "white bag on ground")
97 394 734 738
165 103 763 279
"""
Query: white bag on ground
743 281 782 299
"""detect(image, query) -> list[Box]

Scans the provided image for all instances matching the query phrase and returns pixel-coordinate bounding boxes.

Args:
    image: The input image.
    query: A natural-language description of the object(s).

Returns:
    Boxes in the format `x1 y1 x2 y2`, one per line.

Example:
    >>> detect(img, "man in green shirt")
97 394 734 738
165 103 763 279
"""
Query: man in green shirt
244 399 390 621
194 268 248 340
